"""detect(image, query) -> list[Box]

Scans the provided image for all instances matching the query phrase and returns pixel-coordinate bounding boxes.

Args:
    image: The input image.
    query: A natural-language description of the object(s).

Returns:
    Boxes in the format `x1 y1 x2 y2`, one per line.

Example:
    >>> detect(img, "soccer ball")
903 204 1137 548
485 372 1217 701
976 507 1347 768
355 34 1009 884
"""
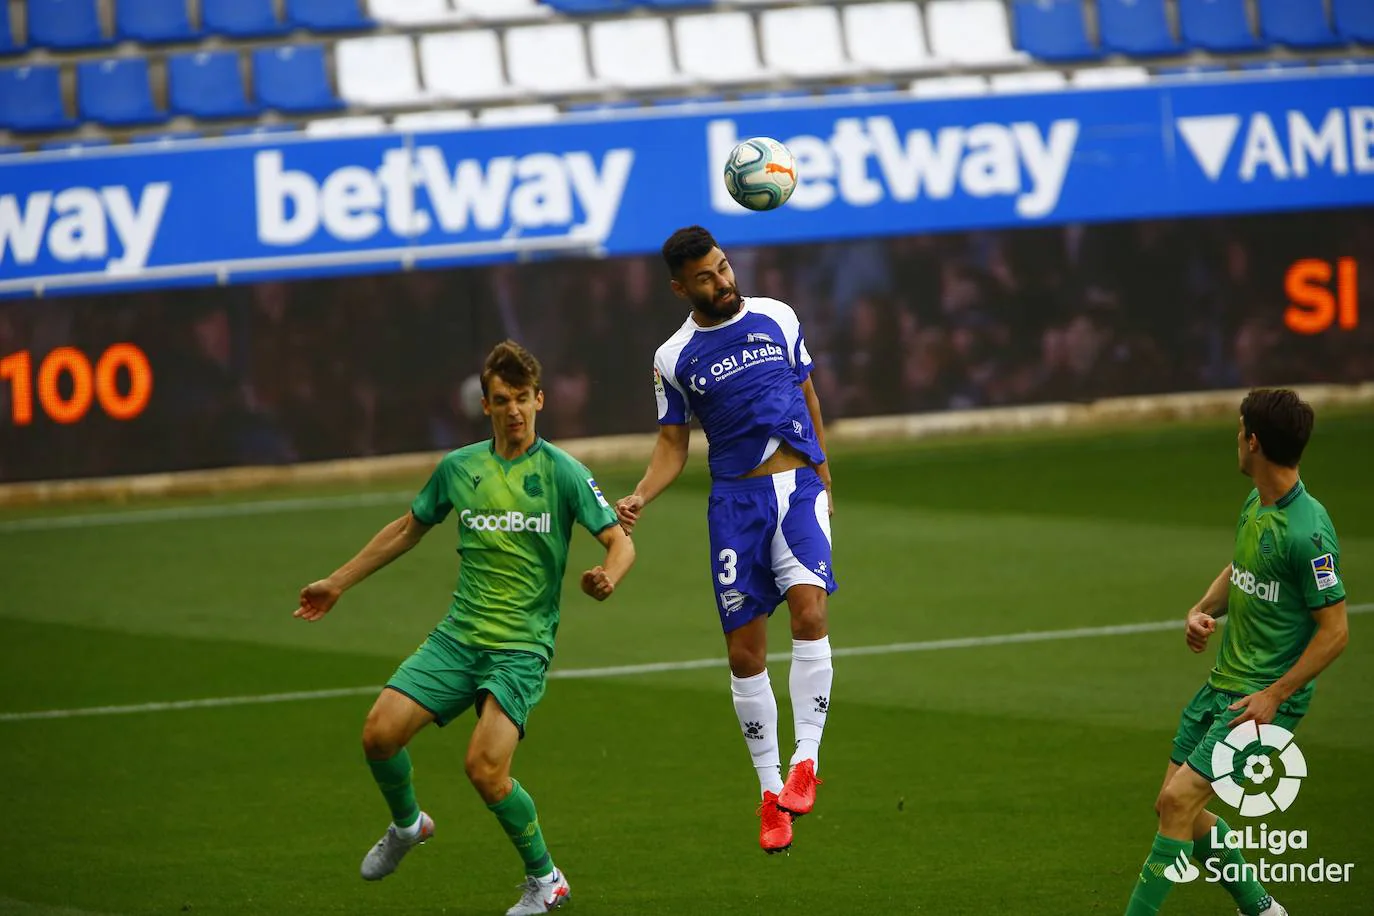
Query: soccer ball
723 137 798 211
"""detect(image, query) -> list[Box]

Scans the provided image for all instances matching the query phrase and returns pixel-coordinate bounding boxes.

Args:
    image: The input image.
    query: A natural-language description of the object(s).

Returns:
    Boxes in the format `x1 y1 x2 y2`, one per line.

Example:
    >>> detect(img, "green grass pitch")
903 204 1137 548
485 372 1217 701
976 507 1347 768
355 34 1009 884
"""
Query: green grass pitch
1 413 1371 915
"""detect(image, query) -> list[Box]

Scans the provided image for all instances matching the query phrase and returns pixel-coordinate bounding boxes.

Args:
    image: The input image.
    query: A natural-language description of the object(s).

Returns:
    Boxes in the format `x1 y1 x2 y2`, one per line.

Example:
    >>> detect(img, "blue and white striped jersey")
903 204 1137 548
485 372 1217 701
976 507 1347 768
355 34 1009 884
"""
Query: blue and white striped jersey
652 297 825 480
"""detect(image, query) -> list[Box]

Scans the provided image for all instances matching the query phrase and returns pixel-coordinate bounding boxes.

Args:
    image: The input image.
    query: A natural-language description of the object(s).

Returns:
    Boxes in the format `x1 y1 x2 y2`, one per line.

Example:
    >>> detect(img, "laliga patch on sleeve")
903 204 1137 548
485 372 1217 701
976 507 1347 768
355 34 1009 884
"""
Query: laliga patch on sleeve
653 367 665 398
1311 553 1339 590
587 477 610 508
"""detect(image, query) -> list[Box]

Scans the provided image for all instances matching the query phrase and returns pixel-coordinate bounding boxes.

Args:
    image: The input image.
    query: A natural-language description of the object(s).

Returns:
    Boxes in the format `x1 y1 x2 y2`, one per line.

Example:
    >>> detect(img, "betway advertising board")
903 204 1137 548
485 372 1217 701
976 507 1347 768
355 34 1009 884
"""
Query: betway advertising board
1 72 1371 297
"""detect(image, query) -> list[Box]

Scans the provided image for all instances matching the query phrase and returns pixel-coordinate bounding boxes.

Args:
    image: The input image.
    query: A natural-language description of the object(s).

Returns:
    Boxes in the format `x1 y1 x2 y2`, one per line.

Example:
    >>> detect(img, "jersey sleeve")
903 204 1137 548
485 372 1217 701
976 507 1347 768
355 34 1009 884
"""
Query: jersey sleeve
654 352 692 425
558 454 618 535
1288 515 1346 610
752 297 813 384
410 457 455 526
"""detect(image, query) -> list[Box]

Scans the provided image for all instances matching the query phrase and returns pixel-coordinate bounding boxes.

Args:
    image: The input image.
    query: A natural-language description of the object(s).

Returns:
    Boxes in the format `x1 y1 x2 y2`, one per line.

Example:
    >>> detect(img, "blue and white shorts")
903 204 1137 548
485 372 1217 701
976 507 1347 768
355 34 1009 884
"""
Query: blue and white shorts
706 466 836 633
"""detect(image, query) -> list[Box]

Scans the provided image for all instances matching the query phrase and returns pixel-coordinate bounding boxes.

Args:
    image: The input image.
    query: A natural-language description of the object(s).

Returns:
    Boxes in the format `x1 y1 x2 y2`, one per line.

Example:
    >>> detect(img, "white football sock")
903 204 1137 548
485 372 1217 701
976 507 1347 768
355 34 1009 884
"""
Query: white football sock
789 636 833 772
395 815 424 839
730 670 784 796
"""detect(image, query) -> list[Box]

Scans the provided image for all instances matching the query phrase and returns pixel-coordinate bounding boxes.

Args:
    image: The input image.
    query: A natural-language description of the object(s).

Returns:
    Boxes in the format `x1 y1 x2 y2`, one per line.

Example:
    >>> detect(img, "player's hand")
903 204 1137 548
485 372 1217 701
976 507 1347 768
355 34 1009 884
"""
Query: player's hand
1228 688 1280 727
294 579 342 622
1185 609 1216 653
581 566 615 601
615 494 644 535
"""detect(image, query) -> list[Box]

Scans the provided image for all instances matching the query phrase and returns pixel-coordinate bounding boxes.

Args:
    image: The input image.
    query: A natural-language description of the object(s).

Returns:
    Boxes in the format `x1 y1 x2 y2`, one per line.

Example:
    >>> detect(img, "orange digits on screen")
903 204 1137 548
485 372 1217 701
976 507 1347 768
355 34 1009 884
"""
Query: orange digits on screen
1284 257 1359 335
1 343 153 426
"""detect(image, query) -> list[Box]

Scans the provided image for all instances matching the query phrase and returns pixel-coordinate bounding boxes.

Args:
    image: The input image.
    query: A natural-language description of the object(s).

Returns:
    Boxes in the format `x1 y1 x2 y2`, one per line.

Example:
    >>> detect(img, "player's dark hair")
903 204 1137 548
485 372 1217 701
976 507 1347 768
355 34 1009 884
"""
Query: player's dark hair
1240 388 1313 468
482 339 542 396
662 225 719 276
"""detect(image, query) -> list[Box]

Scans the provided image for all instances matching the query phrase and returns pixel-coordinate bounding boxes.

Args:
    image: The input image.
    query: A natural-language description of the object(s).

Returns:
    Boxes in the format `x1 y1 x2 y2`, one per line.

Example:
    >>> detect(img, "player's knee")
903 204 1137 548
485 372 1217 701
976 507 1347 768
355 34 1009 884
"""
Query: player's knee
1155 781 1201 824
788 595 828 640
361 708 407 759
727 644 767 678
464 748 506 800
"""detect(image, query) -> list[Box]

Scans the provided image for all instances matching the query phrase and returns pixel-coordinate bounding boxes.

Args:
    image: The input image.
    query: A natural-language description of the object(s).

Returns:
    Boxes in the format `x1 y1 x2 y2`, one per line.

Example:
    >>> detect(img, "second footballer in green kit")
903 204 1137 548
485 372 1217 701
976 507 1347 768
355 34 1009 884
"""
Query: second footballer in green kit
294 340 634 916
1123 389 1349 916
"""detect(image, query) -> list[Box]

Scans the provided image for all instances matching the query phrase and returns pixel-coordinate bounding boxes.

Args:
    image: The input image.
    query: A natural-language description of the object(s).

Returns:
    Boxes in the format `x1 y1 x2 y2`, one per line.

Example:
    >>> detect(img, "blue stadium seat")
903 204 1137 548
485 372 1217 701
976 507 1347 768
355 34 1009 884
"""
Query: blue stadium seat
1259 0 1340 48
168 51 261 119
0 5 22 55
27 0 110 49
253 45 344 113
287 0 374 31
1098 0 1180 56
1179 0 1263 52
0 65 75 132
1332 0 1374 44
1012 0 1098 61
544 0 631 12
116 0 198 43
203 0 290 37
78 59 165 126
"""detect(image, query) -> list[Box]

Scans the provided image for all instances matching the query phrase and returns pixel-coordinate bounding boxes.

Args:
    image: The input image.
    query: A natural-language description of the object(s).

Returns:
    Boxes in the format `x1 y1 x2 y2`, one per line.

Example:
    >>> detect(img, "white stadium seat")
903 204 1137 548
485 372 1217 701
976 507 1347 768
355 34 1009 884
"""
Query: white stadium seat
393 109 476 132
477 103 560 125
926 0 1028 65
760 6 856 79
843 2 939 74
590 18 685 90
306 115 389 136
909 74 989 97
419 30 514 102
674 12 769 85
369 0 466 26
453 0 552 23
989 70 1069 93
335 35 429 107
1071 65 1151 87
505 23 600 94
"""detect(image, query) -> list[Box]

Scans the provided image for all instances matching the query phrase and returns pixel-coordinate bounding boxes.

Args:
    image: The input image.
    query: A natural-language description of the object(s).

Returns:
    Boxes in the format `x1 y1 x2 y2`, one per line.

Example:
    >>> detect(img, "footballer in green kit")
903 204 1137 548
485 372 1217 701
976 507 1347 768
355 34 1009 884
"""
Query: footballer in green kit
1123 389 1349 916
294 340 634 915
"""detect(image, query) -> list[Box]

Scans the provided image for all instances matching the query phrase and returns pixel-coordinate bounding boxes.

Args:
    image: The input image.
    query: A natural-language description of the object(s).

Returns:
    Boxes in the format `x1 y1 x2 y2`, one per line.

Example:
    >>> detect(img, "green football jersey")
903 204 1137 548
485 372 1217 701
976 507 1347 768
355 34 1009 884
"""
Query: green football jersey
410 438 618 662
1210 480 1345 713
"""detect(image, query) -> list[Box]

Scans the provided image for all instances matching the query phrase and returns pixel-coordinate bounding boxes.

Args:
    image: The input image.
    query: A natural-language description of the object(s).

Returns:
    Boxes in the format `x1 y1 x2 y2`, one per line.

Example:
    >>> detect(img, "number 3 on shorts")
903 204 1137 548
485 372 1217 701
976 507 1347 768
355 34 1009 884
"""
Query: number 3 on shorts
717 548 738 585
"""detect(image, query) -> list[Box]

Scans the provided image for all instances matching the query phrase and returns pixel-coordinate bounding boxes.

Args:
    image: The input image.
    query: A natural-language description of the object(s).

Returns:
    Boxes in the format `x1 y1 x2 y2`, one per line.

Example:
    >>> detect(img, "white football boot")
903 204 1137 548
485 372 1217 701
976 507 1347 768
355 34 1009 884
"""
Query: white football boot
359 812 434 880
506 867 570 914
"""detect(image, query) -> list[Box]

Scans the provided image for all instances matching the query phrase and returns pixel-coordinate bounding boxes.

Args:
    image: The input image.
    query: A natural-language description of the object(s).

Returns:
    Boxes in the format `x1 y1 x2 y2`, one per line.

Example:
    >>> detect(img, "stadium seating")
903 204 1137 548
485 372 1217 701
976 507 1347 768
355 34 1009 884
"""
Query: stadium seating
476 102 560 124
78 59 165 126
926 0 1025 65
0 7 19 55
505 23 601 94
419 30 514 102
910 74 988 97
989 69 1069 93
254 46 344 114
843 3 936 74
335 35 428 107
455 0 553 22
0 65 74 131
543 0 631 12
370 0 466 26
674 12 768 85
203 0 291 37
589 18 685 90
1098 0 1182 56
168 52 260 119
1071 64 1151 87
27 0 109 49
393 109 477 131
1258 0 1340 48
1179 0 1263 52
1333 0 1374 42
116 0 199 43
287 0 374 32
1012 0 1099 61
761 6 856 79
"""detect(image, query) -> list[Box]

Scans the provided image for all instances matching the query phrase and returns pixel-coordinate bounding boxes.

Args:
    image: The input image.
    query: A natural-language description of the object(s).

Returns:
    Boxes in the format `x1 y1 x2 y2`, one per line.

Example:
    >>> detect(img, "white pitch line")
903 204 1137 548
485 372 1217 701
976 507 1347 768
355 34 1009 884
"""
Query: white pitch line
0 491 414 533
2 604 1368 723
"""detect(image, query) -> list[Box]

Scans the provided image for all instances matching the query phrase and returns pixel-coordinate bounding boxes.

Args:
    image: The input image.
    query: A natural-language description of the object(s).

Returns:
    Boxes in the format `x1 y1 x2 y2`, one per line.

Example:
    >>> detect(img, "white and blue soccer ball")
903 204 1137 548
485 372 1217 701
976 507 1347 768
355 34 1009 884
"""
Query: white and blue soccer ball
723 137 797 212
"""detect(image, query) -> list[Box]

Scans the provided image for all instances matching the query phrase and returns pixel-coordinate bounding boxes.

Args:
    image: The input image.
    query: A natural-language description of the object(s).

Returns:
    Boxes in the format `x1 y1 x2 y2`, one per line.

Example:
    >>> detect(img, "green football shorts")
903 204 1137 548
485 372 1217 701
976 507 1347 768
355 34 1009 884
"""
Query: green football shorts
386 629 548 736
1170 683 1304 782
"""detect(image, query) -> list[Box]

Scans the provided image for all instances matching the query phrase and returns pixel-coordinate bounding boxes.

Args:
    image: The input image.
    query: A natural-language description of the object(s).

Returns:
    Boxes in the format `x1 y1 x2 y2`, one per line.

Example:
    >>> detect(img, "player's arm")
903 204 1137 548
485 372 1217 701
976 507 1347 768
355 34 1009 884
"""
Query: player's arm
294 511 433 622
616 423 690 534
1185 563 1232 652
801 376 832 502
581 523 637 601
1230 600 1349 726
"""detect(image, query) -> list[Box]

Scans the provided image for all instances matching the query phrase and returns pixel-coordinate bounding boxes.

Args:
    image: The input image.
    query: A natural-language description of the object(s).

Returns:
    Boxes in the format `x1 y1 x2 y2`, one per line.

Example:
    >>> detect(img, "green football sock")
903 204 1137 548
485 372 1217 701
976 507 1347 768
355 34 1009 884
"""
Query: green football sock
1194 816 1272 916
1124 834 1193 916
366 749 420 829
488 779 553 878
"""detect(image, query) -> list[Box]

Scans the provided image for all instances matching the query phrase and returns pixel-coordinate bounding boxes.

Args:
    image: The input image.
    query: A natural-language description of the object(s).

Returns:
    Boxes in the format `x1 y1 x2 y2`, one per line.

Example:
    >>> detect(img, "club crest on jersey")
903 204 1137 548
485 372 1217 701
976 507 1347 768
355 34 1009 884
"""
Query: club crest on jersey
1311 553 1339 590
586 477 610 508
719 588 746 614
523 473 544 498
1259 530 1275 556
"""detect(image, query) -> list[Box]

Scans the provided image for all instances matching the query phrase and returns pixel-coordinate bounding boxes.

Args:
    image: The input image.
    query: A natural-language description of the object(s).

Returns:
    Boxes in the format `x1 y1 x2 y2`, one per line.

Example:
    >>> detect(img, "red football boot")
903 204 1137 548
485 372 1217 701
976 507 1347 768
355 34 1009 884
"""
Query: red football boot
757 791 793 854
778 760 822 817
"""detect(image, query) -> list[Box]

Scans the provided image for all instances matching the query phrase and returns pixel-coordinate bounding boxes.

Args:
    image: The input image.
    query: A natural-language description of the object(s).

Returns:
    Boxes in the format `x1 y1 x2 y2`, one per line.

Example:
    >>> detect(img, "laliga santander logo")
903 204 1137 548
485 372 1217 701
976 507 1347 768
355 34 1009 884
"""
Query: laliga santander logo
1163 850 1201 884
1210 721 1308 817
